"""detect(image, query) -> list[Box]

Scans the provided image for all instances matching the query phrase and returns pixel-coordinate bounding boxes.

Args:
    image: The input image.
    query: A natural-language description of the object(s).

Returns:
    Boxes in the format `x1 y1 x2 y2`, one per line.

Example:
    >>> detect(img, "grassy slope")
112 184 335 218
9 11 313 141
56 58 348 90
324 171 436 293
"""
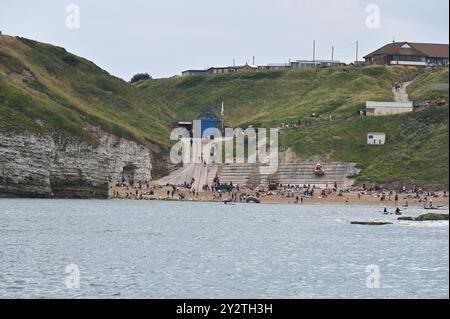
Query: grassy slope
280 106 448 187
139 66 448 188
408 68 449 101
137 65 418 127
0 35 171 146
281 68 449 187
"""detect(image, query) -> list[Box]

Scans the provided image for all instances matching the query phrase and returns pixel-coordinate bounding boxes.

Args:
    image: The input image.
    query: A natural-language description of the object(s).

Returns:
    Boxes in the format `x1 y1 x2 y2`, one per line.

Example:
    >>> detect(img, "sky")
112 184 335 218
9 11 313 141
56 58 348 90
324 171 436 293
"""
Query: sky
0 0 448 80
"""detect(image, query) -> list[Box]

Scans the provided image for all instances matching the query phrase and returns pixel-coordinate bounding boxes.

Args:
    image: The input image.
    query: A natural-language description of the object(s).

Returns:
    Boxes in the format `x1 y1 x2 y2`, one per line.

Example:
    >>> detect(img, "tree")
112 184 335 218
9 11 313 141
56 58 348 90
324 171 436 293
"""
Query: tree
130 73 152 83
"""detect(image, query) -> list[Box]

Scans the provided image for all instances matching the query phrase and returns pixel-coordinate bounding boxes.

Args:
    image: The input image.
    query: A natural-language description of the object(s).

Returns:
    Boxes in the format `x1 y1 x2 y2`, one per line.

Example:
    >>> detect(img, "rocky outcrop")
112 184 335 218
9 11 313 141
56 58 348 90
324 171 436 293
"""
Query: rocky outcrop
0 127 152 198
398 213 449 222
351 221 393 226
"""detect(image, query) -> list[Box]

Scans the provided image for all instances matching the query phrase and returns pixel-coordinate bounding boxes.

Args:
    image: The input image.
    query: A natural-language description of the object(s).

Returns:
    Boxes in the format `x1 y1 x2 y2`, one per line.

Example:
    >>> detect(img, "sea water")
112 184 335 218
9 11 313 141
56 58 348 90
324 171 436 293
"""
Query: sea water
0 199 448 299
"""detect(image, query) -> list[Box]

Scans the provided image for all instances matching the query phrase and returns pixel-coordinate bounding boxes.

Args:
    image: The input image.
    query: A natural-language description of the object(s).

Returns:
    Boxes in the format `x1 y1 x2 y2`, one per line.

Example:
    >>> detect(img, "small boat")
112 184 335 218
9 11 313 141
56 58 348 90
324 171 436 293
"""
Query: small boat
246 196 261 204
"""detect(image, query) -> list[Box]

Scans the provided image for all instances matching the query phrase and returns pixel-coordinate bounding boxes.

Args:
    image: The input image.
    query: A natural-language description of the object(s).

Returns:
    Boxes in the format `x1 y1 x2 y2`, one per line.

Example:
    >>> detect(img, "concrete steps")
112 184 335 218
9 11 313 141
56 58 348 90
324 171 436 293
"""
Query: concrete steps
206 165 219 186
218 163 258 185
215 162 358 188
157 162 358 190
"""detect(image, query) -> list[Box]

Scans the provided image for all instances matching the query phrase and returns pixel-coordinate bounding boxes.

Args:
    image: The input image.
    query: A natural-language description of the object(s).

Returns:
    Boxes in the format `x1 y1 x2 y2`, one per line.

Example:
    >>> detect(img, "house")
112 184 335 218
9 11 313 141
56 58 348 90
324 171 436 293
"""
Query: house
238 63 258 72
364 42 449 67
290 60 345 68
193 108 222 137
182 70 207 76
367 132 386 145
182 63 258 76
206 66 238 74
258 63 291 71
207 63 257 74
366 101 413 116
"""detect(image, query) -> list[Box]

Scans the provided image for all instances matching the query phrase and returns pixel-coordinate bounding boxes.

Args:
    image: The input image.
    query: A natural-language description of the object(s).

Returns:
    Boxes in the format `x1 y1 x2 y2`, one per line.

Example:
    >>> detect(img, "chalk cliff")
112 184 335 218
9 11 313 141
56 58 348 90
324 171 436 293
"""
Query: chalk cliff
0 126 152 198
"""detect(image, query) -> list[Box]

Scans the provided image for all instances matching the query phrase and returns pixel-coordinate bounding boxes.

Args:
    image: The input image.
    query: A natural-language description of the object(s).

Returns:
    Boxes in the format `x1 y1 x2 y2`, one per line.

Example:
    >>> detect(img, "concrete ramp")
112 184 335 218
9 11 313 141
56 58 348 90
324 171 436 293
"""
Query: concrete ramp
156 163 218 191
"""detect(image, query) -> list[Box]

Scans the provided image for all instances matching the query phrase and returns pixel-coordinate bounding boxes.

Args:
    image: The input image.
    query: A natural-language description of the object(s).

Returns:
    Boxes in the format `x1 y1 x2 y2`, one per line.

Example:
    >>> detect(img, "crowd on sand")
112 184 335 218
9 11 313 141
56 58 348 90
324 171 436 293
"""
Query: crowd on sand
109 177 449 210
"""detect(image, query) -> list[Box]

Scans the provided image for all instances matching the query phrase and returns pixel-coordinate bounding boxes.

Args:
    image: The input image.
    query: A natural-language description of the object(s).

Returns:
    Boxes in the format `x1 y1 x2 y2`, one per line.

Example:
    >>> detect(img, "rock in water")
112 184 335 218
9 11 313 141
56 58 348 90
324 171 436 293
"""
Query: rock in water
398 217 414 221
351 221 393 226
414 213 449 221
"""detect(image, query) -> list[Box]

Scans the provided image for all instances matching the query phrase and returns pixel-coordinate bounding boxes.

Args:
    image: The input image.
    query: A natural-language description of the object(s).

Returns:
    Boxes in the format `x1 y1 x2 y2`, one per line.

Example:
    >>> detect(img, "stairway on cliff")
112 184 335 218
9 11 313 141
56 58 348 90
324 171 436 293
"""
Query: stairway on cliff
274 162 358 188
215 162 358 188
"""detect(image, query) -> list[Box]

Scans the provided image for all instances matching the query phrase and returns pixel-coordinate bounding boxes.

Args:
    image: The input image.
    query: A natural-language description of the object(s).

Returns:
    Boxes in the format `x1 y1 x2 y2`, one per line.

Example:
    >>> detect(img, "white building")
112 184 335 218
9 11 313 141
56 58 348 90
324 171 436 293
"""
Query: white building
366 101 413 116
367 132 386 145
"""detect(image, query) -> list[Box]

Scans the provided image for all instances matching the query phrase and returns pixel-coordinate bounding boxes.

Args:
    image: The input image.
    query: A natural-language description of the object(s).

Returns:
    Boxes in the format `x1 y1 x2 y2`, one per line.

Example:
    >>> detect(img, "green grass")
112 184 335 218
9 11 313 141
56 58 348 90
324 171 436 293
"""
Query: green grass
280 106 448 188
137 65 418 128
0 35 171 146
407 68 449 101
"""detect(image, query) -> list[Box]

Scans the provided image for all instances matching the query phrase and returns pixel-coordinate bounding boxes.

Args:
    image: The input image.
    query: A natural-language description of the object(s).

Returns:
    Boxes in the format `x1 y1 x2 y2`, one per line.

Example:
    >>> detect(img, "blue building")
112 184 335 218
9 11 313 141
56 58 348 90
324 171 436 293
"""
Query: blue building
193 108 222 137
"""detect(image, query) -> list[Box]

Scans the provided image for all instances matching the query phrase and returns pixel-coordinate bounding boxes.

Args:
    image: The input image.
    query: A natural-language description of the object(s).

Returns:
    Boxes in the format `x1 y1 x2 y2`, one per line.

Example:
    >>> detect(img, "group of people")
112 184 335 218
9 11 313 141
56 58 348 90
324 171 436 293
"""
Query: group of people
383 207 402 215
394 82 403 92
112 178 157 198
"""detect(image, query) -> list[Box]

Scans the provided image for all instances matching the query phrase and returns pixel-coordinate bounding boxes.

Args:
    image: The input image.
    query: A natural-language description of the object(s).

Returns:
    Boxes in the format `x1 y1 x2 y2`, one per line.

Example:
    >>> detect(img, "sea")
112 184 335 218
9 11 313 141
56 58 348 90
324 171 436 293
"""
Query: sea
0 199 448 299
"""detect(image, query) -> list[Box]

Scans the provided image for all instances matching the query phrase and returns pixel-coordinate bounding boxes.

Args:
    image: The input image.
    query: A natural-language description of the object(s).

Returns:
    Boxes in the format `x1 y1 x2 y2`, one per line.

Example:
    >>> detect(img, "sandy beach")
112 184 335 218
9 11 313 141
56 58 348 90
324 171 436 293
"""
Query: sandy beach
109 183 449 209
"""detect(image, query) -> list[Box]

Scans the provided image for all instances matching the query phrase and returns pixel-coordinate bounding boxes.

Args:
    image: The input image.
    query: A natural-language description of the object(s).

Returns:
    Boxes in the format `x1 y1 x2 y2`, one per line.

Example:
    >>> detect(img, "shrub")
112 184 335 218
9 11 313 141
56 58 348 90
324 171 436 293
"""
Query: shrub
130 73 152 83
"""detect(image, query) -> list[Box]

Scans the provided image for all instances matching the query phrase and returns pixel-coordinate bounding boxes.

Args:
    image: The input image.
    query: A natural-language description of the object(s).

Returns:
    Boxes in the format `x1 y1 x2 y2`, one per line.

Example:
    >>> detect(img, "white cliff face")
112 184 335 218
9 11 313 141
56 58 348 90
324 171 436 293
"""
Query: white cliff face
0 127 152 198
0 131 55 197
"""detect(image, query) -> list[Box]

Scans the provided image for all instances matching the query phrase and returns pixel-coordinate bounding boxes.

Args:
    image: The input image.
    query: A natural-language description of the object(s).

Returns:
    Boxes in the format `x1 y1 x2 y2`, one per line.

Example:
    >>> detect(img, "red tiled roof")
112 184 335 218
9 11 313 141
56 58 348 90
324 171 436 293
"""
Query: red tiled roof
364 42 449 59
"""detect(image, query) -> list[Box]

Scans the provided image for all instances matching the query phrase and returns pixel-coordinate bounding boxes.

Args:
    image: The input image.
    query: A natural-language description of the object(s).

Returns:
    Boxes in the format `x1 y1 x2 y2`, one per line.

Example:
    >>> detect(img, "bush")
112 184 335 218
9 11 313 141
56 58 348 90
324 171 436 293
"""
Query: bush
130 73 152 83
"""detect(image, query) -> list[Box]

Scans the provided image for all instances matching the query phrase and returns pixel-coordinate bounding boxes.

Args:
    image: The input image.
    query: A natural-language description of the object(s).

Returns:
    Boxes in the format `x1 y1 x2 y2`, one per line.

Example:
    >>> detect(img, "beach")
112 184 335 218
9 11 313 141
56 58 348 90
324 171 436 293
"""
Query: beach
109 183 450 209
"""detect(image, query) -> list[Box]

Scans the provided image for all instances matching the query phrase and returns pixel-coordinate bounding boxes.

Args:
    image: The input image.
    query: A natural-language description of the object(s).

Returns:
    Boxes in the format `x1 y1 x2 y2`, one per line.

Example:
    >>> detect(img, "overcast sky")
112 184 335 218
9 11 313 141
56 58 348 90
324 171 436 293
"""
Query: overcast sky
1 0 448 79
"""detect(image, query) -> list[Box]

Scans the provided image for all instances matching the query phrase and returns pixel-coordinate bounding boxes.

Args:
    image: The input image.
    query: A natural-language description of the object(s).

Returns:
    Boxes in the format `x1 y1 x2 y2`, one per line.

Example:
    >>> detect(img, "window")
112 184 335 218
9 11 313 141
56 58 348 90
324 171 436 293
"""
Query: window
392 55 426 62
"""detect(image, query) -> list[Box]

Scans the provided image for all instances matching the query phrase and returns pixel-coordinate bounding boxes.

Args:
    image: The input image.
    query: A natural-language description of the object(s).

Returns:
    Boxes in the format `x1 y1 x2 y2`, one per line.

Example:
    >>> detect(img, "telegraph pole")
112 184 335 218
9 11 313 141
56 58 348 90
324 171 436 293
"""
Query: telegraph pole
331 45 334 66
355 41 359 63
313 40 316 66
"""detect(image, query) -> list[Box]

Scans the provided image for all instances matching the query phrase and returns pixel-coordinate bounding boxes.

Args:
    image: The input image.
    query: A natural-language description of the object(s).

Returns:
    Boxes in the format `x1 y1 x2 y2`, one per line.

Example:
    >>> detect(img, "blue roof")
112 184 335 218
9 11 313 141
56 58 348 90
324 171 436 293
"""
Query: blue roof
182 69 206 73
195 108 221 121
